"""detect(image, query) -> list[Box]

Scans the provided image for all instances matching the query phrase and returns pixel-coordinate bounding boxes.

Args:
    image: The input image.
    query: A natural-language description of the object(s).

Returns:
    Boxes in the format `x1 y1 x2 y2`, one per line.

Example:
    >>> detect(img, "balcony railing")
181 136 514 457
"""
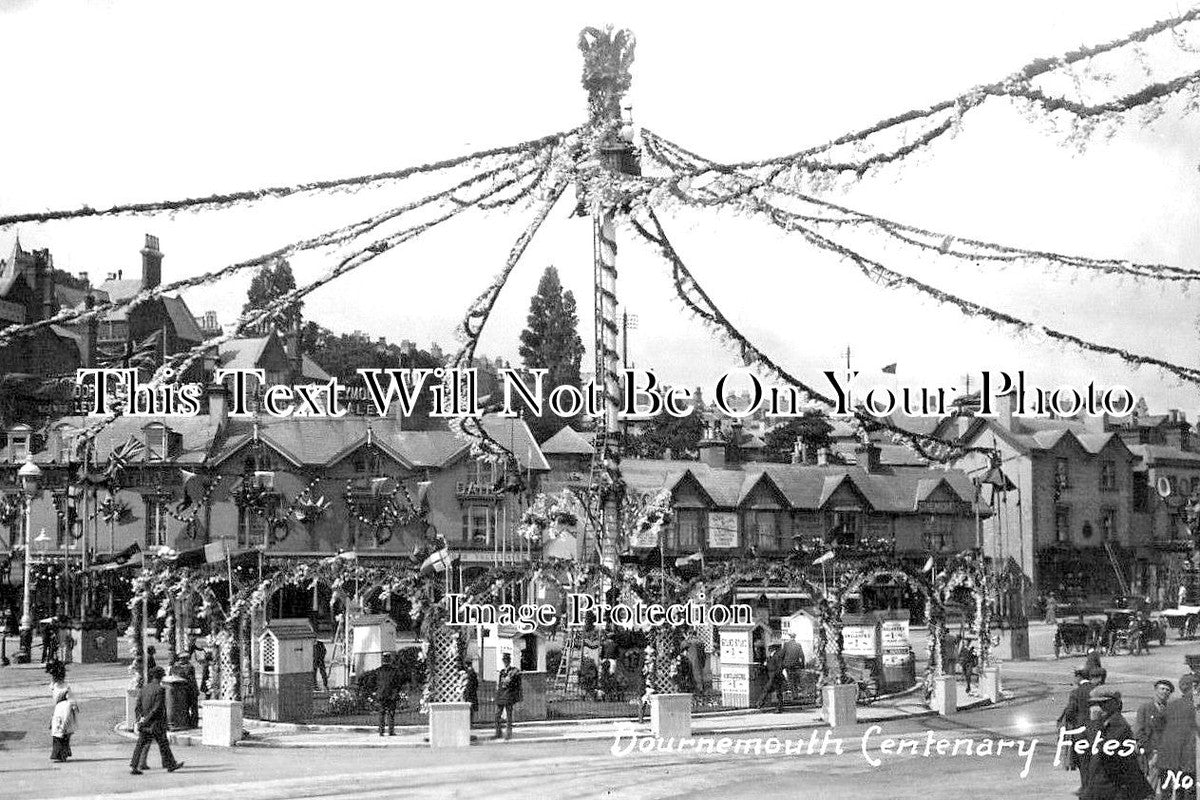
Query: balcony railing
456 481 503 500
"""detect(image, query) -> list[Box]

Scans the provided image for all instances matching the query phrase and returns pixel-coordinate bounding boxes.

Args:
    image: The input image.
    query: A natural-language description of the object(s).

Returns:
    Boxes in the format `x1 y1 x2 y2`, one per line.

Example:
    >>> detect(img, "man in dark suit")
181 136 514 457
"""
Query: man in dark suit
1081 687 1153 800
130 667 183 775
494 653 522 740
757 645 786 713
1058 668 1095 791
376 654 402 736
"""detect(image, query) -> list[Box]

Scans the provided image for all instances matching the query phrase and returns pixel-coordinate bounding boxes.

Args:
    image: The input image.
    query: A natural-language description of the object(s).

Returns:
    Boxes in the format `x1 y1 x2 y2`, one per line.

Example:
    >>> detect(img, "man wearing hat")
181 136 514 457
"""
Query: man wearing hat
375 653 402 737
1134 679 1173 791
1059 668 1097 790
1157 674 1199 799
1081 687 1152 800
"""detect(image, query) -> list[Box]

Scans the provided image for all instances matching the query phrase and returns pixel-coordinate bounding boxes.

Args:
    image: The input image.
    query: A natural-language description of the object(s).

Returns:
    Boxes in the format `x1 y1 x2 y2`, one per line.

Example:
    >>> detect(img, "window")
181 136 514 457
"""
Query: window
1191 477 1200 496
352 449 384 476
146 426 167 462
1133 476 1149 512
1055 458 1070 490
56 432 72 463
461 505 494 545
7 426 30 462
923 515 954 551
1100 461 1116 492
1055 506 1070 543
352 496 389 547
1100 509 1116 542
828 510 864 547
238 506 268 548
674 509 706 550
471 458 499 488
750 510 783 552
145 496 169 548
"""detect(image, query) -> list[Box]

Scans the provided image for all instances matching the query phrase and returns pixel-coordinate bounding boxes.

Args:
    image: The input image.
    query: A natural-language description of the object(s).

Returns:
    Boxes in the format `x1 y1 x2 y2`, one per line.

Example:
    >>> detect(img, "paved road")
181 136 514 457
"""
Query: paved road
2 630 1196 799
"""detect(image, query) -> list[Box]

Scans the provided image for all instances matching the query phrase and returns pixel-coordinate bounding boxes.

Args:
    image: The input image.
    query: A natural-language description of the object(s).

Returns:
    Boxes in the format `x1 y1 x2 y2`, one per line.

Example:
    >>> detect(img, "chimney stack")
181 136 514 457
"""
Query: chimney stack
816 447 829 467
140 234 162 289
78 271 89 285
856 441 882 473
82 294 97 368
286 317 303 384
698 423 727 469
207 383 229 426
791 439 804 465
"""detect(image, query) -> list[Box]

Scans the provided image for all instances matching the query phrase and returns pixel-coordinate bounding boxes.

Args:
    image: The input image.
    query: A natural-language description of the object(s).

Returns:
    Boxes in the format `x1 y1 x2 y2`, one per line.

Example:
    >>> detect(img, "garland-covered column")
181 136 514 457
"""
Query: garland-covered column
580 27 637 569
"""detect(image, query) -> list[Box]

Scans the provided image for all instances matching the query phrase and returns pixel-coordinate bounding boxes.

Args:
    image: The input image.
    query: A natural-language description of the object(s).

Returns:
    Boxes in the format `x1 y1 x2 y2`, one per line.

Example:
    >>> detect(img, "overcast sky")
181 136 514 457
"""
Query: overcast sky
3 1 1200 419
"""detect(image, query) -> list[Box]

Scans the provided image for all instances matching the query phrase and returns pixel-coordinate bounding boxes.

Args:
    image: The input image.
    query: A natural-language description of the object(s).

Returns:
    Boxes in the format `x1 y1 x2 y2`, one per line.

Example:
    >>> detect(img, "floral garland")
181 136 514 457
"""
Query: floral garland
938 551 995 668
96 495 133 525
0 495 21 529
631 489 672 542
518 489 580 544
290 478 330 525
342 479 425 547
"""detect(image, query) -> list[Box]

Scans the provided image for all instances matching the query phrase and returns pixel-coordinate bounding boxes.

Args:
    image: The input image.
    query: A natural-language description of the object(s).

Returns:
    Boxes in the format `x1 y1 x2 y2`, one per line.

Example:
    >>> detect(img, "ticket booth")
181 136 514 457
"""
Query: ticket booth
351 613 397 677
258 619 315 722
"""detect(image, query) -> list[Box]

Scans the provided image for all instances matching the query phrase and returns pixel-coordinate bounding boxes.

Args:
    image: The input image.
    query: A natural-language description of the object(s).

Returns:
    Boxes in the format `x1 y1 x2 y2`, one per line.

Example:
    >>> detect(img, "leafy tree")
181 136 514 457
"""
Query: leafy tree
242 260 301 334
763 410 834 462
627 401 705 459
518 266 585 441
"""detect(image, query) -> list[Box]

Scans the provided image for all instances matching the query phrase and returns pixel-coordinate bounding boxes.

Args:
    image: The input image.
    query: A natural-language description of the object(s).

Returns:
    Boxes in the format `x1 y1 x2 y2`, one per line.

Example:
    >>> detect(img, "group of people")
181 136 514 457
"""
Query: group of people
756 634 807 712
1059 653 1197 799
369 650 520 741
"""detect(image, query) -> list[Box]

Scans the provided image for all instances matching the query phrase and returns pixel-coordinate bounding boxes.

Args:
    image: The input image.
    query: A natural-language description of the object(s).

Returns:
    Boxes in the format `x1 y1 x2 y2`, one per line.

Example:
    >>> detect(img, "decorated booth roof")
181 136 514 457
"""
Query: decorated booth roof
621 458 984 515
31 415 221 465
210 415 549 472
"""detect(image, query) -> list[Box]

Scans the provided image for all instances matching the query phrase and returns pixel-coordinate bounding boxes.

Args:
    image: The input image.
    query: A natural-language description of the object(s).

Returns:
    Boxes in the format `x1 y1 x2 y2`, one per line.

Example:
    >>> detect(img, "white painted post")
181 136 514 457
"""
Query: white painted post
931 675 957 716
429 701 472 748
822 684 857 728
201 698 243 747
650 693 692 739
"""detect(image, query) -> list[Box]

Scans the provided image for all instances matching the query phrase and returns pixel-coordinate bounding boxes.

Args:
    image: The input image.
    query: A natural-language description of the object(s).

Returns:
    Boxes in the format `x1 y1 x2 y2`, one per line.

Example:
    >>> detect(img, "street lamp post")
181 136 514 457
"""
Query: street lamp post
16 456 42 664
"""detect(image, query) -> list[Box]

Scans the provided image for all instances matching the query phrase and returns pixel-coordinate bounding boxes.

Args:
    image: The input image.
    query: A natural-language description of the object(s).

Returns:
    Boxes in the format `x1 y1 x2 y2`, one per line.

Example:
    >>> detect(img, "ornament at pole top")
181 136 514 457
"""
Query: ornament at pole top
579 26 636 125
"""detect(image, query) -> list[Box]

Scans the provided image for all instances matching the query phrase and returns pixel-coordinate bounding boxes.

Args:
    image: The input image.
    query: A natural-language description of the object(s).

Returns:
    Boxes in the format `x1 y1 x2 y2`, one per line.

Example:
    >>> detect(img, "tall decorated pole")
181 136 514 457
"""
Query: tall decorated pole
579 26 638 569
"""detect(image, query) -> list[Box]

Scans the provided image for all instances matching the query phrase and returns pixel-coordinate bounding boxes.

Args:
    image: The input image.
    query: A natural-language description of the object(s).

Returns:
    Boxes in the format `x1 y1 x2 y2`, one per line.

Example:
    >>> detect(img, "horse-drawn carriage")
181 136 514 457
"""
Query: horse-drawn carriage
1056 609 1099 662
1162 606 1200 639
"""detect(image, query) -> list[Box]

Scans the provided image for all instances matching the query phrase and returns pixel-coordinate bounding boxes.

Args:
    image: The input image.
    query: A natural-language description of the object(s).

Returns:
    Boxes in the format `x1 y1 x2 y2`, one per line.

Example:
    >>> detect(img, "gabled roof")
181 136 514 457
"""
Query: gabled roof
1129 444 1200 466
98 279 142 302
31 415 221 466
161 295 204 342
541 426 595 456
215 334 331 382
621 458 986 515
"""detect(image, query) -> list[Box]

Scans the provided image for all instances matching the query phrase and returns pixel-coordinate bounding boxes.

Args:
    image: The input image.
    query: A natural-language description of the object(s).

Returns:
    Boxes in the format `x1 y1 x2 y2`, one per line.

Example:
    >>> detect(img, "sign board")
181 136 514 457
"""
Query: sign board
708 512 739 549
719 629 752 665
842 624 877 656
881 652 910 667
629 521 661 550
881 620 910 650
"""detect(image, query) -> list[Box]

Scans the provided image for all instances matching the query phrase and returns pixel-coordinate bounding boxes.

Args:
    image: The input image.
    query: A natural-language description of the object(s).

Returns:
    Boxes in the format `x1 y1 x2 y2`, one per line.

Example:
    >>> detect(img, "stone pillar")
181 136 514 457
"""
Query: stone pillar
930 675 957 716
429 702 472 748
650 693 692 739
998 624 1030 661
980 666 1001 703
201 699 243 747
822 683 857 728
125 688 139 729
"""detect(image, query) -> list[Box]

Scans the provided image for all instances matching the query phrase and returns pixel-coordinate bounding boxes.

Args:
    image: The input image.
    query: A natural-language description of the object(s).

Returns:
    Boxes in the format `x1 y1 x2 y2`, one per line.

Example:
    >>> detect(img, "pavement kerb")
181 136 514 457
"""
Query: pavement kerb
112 691 1005 749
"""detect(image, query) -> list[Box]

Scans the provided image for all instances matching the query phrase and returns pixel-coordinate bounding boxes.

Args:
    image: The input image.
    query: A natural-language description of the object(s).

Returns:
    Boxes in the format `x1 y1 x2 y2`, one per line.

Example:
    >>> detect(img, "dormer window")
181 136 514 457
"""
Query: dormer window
146 424 169 462
7 425 31 462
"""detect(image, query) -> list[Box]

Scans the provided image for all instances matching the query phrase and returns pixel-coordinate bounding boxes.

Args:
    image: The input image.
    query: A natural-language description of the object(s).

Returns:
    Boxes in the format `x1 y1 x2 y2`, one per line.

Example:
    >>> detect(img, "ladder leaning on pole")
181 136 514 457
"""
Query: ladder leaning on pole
1104 540 1130 597
552 627 585 697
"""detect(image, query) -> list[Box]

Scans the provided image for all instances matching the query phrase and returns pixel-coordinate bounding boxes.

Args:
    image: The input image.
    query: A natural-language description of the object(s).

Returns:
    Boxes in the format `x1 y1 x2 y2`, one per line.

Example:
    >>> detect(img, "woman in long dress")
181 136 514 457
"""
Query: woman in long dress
48 661 79 762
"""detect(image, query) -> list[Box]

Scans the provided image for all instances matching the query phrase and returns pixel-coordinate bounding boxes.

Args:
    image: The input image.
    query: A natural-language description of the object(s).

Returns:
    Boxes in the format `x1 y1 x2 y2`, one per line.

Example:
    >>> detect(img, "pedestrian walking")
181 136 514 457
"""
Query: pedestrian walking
375 653 401 736
130 666 183 775
1157 674 1199 799
169 655 199 728
494 652 522 740
1059 668 1096 791
312 637 329 691
48 661 79 762
197 647 212 699
756 645 786 713
1085 650 1108 685
1081 687 1153 800
463 661 479 719
1134 679 1172 794
960 643 979 694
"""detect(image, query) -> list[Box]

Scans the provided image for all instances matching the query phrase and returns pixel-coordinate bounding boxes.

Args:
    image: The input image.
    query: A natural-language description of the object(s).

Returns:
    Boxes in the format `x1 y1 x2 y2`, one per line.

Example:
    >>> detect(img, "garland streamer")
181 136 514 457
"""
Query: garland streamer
0 130 572 227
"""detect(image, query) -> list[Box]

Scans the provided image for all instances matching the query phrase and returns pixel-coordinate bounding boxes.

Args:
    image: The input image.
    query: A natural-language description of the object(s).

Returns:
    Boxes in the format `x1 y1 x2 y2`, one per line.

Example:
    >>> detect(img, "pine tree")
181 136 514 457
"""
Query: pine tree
242 260 301 335
518 266 585 441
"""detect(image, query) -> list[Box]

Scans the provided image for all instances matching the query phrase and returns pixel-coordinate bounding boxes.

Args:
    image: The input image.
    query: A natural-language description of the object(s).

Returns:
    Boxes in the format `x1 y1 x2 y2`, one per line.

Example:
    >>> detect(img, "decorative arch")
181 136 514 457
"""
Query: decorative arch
936 551 995 668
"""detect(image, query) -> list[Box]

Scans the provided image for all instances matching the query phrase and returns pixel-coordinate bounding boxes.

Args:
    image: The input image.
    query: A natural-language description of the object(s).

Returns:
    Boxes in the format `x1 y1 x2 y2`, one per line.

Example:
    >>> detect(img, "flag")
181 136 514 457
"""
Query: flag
674 552 704 568
881 363 897 374
922 556 935 573
420 547 453 575
813 550 835 565
98 331 161 370
105 436 144 477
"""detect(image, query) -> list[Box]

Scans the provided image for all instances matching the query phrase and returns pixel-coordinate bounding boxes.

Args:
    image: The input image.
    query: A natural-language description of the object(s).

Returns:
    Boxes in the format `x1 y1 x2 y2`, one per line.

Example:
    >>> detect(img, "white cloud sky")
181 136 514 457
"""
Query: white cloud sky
3 0 1200 418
